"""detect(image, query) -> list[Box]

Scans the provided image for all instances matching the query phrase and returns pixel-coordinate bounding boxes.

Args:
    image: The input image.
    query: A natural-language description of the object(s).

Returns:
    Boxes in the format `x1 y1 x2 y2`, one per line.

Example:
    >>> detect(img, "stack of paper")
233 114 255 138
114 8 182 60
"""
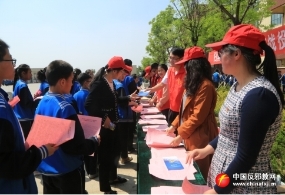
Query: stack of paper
145 129 179 147
142 125 168 132
141 114 166 119
151 177 211 194
140 103 152 107
138 118 168 125
141 107 160 114
149 157 196 180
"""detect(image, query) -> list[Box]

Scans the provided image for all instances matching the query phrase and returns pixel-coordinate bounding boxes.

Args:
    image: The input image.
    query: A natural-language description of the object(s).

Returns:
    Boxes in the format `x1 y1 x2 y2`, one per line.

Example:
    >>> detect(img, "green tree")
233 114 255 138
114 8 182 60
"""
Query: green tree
209 0 274 27
146 5 192 63
140 57 153 69
171 0 209 46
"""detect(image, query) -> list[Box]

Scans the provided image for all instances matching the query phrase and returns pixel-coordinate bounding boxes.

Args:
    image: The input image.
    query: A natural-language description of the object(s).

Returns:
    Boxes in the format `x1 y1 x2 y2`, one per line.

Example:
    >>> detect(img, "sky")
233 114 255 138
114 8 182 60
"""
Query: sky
1 0 170 72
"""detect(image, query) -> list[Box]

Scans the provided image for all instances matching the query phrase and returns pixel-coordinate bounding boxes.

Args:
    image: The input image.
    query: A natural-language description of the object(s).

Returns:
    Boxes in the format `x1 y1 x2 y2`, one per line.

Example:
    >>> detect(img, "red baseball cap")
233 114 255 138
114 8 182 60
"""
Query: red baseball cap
175 46 206 65
144 66 151 77
107 56 131 72
206 24 265 54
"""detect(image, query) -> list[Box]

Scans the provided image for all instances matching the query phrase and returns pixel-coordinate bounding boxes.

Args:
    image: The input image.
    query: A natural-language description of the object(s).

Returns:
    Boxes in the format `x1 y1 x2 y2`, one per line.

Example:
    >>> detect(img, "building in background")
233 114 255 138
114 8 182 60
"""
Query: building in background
261 0 285 74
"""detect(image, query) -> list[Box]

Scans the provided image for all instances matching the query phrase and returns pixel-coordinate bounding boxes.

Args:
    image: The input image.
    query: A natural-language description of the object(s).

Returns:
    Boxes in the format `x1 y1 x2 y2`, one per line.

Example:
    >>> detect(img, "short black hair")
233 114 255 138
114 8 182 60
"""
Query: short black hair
0 39 9 61
124 59 132 67
132 74 137 79
151 63 159 70
46 60 73 86
77 73 92 85
171 47 184 58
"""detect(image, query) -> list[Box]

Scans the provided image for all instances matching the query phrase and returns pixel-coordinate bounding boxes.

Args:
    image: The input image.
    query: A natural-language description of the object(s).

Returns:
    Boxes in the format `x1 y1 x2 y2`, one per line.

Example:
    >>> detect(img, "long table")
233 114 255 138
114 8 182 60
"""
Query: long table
136 124 207 194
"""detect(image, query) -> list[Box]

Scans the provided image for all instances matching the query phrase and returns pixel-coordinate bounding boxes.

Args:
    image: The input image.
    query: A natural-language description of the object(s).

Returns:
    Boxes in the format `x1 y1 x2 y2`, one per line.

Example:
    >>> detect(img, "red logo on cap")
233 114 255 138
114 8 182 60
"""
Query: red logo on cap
215 173 230 188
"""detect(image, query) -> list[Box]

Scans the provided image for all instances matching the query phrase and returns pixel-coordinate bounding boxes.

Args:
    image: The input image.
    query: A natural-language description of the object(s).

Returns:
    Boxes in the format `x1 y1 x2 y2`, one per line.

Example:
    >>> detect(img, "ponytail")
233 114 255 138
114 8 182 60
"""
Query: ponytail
37 68 47 83
13 68 19 91
91 65 108 83
12 64 30 91
259 41 285 106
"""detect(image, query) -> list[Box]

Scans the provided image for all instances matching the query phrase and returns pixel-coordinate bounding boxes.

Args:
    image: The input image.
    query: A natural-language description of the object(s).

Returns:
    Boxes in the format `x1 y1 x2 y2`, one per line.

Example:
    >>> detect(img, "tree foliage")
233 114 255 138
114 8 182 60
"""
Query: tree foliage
209 0 274 27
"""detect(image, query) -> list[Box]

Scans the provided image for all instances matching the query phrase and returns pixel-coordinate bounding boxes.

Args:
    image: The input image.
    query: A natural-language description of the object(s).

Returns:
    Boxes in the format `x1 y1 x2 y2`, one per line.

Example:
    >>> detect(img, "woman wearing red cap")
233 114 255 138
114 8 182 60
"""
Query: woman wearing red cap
166 46 219 180
186 24 284 194
85 56 136 194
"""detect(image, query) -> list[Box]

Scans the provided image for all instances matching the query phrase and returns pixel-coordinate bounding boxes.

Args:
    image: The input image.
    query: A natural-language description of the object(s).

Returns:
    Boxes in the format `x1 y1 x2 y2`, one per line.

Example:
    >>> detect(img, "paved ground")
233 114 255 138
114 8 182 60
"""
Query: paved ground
3 83 138 194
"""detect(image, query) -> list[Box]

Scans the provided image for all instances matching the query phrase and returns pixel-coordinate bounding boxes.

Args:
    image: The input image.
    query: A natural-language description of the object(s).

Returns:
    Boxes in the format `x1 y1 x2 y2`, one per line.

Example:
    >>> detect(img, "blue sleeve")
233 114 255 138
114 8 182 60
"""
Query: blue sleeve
209 136 218 149
214 87 280 194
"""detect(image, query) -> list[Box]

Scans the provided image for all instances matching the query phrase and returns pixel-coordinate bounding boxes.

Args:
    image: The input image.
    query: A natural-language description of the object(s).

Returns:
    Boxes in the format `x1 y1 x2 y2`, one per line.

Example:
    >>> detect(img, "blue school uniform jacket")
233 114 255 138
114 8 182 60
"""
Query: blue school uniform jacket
114 79 133 122
13 79 34 119
35 93 83 175
39 81 49 96
0 88 38 194
70 81 81 95
73 89 89 115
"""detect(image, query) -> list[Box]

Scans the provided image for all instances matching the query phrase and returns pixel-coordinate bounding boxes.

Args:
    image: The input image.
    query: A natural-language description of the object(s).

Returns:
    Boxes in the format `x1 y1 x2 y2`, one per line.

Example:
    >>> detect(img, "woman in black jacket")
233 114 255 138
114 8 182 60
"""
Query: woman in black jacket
85 56 136 194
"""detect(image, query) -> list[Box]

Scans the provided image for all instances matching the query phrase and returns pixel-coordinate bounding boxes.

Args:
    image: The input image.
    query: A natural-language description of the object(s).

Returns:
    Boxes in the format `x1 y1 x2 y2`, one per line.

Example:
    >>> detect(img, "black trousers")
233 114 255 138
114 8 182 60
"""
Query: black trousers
118 122 129 159
19 120 33 140
98 127 120 192
168 109 179 126
42 166 84 194
168 109 179 136
161 108 169 123
128 112 136 151
84 153 98 175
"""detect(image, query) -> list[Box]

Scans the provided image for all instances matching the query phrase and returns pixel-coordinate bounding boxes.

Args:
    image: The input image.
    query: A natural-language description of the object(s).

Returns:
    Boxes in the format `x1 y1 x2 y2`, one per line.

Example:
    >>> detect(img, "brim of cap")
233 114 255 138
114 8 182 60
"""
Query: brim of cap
123 65 132 73
175 59 189 65
205 41 228 51
145 72 150 78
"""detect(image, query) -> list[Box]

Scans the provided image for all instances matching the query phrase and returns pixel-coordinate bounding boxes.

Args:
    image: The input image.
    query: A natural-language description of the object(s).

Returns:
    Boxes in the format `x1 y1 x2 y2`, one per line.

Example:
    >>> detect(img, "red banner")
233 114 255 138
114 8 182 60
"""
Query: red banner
208 50 221 65
264 25 285 59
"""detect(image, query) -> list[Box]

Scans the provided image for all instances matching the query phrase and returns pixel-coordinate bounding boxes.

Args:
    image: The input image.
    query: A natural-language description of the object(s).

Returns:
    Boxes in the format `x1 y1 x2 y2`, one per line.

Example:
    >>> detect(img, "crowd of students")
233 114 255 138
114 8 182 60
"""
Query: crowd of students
0 23 284 194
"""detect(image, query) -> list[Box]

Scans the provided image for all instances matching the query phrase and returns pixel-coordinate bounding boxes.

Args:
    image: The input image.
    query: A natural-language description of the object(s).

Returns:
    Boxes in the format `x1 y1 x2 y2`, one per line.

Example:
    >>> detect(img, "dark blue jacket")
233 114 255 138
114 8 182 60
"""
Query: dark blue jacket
114 79 133 122
73 89 89 115
13 80 34 119
0 88 38 194
70 81 81 95
39 81 49 96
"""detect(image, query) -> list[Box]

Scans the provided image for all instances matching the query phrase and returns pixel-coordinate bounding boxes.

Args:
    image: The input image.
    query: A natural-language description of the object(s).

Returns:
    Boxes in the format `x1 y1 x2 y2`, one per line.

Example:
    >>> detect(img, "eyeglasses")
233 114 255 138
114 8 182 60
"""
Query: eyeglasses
168 56 181 61
2 59 16 66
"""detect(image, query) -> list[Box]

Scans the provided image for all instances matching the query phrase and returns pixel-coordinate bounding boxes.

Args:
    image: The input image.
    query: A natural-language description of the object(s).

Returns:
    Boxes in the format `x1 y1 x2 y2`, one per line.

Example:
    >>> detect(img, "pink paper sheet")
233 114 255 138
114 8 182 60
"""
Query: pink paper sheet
141 114 166 119
145 129 178 147
8 95 20 107
131 105 143 113
138 118 168 125
141 103 152 107
148 158 196 180
141 107 160 114
25 115 75 148
182 177 211 194
77 115 102 138
151 147 187 159
151 180 211 194
142 125 168 132
151 186 184 194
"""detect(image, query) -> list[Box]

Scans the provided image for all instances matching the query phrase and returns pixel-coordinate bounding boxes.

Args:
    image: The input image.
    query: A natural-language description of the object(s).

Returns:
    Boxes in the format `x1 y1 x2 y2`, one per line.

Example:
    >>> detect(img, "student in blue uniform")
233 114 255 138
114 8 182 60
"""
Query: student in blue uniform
36 67 49 97
114 61 137 164
70 68 81 95
123 59 138 153
36 60 100 194
0 39 58 194
64 93 79 114
12 64 35 139
74 73 99 179
73 73 92 115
